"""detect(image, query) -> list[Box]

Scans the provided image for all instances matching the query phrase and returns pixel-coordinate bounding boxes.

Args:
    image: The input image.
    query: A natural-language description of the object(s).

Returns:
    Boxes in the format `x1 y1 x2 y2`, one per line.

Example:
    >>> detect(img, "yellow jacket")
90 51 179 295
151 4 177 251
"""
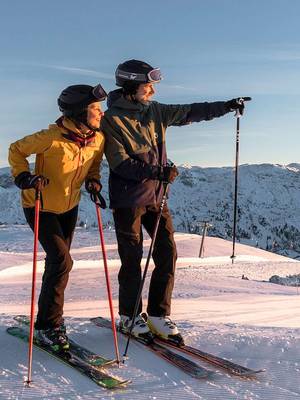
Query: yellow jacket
8 118 105 214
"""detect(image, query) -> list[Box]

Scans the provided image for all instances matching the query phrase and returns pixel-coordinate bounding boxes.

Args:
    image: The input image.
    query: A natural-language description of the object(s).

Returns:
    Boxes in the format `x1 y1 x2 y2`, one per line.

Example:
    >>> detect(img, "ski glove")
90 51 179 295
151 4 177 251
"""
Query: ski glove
85 178 102 194
158 165 179 184
86 179 106 208
15 171 49 190
226 97 251 115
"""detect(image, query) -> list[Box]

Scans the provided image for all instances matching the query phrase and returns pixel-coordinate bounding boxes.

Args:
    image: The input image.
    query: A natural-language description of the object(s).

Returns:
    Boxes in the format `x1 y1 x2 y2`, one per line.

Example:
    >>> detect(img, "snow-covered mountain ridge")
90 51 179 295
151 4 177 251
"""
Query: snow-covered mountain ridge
1 162 300 258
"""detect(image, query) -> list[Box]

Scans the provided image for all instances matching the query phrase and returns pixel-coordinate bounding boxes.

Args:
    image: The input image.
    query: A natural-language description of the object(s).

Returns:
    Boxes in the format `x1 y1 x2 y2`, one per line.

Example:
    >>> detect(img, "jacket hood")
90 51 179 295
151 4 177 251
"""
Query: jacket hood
107 89 150 112
107 89 123 108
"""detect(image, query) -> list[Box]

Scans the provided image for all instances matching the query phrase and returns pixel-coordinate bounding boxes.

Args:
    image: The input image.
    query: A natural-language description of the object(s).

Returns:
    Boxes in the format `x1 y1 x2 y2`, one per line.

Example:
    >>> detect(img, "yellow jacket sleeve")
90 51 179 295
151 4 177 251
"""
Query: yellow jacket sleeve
8 129 54 177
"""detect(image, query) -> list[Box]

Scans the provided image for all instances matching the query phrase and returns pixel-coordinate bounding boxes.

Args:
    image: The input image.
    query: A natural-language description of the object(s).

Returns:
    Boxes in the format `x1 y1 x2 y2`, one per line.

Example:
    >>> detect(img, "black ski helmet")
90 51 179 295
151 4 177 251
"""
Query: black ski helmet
115 59 162 95
57 84 107 123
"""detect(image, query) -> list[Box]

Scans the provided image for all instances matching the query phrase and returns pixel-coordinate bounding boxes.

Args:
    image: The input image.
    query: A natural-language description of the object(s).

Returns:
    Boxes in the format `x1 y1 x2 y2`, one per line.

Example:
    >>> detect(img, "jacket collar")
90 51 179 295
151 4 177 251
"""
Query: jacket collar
56 117 96 147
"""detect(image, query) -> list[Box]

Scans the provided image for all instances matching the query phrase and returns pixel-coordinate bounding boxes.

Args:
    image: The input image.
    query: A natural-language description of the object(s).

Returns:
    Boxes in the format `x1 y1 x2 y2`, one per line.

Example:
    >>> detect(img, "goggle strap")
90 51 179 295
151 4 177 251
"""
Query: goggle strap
116 68 162 83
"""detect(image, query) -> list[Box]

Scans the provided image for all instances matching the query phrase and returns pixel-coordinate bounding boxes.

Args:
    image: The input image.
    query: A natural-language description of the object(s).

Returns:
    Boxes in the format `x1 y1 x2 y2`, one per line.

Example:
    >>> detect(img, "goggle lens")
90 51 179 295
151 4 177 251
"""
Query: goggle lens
148 68 162 82
92 84 107 101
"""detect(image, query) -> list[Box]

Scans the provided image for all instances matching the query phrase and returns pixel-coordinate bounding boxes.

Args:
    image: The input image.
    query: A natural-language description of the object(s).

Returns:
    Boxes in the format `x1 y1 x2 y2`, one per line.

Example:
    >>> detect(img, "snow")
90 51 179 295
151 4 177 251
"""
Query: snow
1 226 300 399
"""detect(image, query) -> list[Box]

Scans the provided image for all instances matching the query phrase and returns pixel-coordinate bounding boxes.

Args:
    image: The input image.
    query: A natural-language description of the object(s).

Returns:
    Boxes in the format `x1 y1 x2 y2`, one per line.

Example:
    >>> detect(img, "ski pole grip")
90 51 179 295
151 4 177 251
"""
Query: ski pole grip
239 97 251 102
235 97 252 117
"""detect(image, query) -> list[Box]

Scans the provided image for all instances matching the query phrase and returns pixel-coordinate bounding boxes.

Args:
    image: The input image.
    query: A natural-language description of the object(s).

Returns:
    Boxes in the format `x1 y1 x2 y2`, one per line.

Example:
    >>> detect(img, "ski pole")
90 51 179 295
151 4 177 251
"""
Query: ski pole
123 182 169 361
230 113 240 264
93 193 121 365
230 97 251 264
199 221 212 258
26 180 42 386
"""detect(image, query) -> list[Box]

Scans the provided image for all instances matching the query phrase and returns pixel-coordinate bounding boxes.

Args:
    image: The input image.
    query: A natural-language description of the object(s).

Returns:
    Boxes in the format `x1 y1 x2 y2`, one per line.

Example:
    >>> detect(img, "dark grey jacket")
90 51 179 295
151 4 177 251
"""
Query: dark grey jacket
101 91 230 208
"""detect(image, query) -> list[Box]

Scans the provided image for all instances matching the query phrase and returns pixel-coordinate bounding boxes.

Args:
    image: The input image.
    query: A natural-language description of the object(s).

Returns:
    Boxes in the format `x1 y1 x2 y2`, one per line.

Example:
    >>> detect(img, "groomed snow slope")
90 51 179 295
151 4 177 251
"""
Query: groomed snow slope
1 226 300 400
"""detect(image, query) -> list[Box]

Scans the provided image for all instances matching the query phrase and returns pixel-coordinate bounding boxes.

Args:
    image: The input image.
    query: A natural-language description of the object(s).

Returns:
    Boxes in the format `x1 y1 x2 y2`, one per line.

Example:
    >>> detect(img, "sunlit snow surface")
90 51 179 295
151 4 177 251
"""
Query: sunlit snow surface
1 226 300 399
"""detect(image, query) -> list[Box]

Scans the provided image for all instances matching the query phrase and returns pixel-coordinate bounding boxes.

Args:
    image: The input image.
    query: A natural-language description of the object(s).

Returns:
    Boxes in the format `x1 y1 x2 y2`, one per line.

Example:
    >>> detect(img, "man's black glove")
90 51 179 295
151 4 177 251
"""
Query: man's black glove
85 178 102 194
226 97 251 116
15 171 49 190
158 165 179 184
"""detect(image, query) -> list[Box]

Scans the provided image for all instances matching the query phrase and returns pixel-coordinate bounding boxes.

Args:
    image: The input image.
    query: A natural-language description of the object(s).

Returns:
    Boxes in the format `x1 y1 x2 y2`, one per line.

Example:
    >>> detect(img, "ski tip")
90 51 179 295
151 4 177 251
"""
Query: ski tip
100 378 131 390
116 379 132 388
251 368 266 375
193 369 214 380
236 368 266 378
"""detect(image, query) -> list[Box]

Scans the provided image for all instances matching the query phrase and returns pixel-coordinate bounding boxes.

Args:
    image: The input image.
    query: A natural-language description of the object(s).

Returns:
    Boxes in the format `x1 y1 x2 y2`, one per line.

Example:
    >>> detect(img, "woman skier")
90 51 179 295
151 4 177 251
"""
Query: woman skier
8 83 107 351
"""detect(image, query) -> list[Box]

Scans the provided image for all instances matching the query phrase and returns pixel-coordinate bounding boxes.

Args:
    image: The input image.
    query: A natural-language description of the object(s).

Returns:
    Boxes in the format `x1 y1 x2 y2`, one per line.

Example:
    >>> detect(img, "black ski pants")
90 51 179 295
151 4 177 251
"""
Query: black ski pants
24 206 78 330
113 205 177 318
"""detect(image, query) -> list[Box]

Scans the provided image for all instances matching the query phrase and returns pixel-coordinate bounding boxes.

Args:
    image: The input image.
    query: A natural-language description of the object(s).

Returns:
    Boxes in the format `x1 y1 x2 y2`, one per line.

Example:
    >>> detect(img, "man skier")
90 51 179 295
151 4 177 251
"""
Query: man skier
101 59 248 342
8 84 107 351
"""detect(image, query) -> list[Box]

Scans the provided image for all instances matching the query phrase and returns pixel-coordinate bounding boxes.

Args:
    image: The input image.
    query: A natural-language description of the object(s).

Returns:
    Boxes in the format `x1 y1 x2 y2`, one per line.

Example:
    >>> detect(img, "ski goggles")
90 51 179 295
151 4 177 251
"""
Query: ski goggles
116 68 162 83
92 84 107 101
147 68 163 83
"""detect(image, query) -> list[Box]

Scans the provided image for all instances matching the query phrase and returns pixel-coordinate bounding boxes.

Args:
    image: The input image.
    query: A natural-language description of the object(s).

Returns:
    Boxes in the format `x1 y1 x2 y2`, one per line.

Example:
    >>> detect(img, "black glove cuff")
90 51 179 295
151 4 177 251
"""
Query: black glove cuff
14 171 32 189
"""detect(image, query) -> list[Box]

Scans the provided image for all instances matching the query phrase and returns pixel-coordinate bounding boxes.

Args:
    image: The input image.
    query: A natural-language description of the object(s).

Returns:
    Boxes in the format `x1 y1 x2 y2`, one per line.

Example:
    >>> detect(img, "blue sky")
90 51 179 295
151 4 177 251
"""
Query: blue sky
1 0 300 167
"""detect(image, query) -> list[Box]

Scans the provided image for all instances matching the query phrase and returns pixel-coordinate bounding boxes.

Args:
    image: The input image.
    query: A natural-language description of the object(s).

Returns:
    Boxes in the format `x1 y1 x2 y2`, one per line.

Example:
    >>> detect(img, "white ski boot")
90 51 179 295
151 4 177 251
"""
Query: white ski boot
119 314 153 343
147 316 184 345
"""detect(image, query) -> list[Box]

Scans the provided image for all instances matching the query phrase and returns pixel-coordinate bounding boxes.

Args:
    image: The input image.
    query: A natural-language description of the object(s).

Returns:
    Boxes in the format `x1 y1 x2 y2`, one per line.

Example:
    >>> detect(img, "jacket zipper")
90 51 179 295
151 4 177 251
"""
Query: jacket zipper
67 148 82 210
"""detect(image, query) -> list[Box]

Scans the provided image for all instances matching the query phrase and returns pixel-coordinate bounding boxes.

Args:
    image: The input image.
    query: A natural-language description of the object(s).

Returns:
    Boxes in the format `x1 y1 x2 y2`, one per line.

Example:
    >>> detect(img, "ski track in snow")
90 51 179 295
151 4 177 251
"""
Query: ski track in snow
1 227 300 399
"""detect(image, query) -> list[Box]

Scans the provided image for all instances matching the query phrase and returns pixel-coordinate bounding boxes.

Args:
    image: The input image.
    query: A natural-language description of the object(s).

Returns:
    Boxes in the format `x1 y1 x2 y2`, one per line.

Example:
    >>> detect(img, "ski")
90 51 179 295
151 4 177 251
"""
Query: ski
154 337 265 377
7 326 130 389
141 313 264 378
90 316 212 380
13 315 114 368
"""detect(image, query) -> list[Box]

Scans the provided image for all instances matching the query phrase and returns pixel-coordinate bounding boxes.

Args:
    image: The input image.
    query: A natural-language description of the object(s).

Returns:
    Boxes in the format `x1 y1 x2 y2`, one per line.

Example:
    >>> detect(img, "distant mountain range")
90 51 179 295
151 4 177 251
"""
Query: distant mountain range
1 161 300 258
